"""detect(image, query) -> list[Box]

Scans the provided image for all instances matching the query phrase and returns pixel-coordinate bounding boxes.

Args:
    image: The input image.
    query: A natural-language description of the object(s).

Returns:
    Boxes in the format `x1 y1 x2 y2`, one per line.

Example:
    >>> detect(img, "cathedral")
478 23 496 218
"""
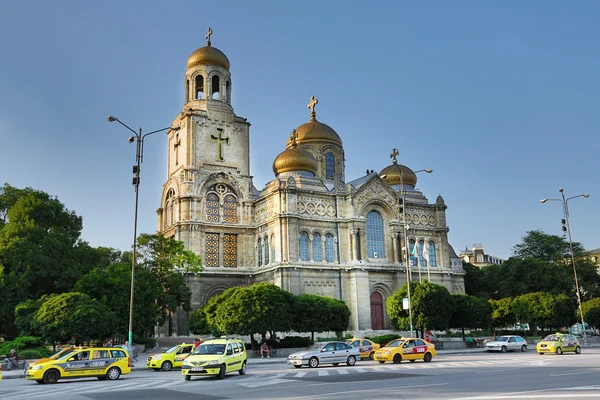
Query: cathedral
156 29 465 335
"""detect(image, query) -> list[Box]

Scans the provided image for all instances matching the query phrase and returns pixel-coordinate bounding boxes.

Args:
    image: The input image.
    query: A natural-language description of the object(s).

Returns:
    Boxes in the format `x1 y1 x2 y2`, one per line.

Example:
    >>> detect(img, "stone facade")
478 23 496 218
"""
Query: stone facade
156 32 465 336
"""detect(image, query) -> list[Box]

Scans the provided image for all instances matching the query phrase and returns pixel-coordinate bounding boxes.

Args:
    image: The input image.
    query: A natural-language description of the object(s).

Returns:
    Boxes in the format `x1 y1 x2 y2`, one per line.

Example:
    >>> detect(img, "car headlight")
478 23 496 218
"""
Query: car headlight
382 351 391 355
153 355 162 360
32 365 43 370
208 360 218 365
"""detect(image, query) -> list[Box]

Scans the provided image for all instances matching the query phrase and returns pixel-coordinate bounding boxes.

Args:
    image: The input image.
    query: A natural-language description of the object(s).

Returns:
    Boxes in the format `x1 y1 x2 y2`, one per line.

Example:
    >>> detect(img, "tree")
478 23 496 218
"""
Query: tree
188 306 220 337
14 298 44 337
387 281 454 334
462 262 491 298
582 298 600 317
292 294 335 342
449 294 492 340
512 230 585 264
489 298 514 338
584 308 600 330
35 292 117 344
512 292 576 335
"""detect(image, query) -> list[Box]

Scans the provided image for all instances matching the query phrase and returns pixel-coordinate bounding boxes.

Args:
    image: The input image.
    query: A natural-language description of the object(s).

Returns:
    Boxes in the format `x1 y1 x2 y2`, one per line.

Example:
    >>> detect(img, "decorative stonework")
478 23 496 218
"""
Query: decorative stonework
406 211 437 226
255 199 274 224
296 198 336 217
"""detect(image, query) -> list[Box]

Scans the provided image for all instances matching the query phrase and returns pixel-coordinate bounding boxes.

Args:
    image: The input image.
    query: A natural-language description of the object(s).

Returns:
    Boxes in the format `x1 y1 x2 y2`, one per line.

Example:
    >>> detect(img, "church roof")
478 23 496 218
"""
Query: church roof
448 244 460 259
187 28 230 70
287 97 342 148
346 172 377 189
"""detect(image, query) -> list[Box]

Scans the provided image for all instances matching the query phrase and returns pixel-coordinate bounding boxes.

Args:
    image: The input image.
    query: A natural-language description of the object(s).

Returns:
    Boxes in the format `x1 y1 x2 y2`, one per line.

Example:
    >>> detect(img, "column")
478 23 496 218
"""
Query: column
350 229 359 261
392 233 399 263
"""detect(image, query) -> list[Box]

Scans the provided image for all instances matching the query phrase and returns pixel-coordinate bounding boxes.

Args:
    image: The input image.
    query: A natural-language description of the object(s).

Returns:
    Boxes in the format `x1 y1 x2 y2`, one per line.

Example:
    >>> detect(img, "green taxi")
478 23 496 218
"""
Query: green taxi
25 347 130 384
182 337 247 380
147 343 194 371
537 333 581 355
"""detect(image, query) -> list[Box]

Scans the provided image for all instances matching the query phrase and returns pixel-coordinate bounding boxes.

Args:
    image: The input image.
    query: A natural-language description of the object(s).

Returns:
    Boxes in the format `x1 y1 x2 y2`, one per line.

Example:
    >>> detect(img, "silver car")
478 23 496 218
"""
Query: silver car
485 335 528 353
287 341 361 368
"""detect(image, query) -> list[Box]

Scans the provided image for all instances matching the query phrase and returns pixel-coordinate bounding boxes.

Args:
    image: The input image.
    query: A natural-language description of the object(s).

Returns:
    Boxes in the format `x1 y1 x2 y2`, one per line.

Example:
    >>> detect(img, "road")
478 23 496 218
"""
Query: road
1 349 600 399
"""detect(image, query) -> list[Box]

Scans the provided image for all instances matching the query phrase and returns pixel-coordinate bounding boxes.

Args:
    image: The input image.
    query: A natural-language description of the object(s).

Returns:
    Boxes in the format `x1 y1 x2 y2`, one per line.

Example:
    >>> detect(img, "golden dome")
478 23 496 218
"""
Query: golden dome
287 119 342 148
380 163 418 186
187 45 230 70
273 135 318 176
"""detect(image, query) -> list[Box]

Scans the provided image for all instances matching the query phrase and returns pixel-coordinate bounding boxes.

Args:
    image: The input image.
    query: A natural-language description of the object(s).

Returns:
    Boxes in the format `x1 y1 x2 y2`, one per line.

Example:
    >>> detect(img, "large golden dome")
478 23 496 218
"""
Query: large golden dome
273 133 318 176
187 45 230 70
380 163 418 186
287 119 342 148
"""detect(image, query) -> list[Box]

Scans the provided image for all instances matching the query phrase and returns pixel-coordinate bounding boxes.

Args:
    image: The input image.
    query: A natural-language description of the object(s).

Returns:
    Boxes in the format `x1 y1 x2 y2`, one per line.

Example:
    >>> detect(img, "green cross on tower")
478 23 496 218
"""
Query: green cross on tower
211 128 229 161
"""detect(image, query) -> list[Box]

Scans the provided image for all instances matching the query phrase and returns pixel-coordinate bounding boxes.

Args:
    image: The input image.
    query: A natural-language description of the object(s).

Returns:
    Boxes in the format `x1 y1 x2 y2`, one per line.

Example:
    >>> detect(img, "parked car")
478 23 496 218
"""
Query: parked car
182 337 247 380
287 341 361 368
25 347 130 384
374 338 436 364
345 338 380 360
147 343 194 371
537 333 581 355
485 335 528 353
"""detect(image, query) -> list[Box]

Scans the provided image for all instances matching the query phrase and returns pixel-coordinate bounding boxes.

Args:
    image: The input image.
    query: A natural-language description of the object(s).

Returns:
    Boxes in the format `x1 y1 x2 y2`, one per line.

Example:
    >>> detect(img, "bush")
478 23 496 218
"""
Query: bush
143 338 157 350
367 334 402 346
0 336 46 356
278 336 312 348
19 348 53 360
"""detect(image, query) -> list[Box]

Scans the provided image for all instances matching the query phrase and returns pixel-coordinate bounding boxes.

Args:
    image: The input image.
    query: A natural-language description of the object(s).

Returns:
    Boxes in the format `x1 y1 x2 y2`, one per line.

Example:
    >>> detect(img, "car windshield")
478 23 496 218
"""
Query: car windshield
51 348 71 359
544 334 561 341
495 336 509 342
57 351 77 360
308 343 325 351
194 344 226 355
386 340 403 347
165 345 181 354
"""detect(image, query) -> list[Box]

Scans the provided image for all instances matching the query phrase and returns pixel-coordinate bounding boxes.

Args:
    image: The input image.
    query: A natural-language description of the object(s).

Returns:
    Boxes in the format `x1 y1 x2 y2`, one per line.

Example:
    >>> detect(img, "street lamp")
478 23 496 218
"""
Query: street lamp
107 115 180 345
540 188 590 340
383 148 432 337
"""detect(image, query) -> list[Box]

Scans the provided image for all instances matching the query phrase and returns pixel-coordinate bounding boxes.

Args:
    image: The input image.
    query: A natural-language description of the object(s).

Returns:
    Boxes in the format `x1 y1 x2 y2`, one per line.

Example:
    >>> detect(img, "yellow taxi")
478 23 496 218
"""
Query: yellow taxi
537 333 581 355
345 338 380 360
0 364 3 380
146 343 194 371
374 337 436 364
25 347 130 384
26 347 74 369
182 337 247 380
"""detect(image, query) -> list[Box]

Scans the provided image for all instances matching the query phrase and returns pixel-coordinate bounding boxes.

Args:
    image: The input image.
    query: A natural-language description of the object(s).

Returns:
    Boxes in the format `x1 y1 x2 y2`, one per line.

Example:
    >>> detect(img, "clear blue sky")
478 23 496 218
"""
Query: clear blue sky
1 0 598 260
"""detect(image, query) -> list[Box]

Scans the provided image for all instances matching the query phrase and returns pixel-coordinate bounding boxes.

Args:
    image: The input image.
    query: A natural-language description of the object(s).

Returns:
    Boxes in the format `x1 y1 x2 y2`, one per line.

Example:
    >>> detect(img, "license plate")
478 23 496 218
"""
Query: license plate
191 367 203 371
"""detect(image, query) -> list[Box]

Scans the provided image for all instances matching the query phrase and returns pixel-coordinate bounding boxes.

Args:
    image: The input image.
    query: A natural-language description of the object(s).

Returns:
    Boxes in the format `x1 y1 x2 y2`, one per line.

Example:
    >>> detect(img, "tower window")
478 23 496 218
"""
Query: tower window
226 80 231 103
428 241 437 267
419 240 427 266
205 184 237 223
195 75 204 99
313 233 322 262
206 233 219 267
206 192 219 222
325 234 334 262
224 194 237 223
212 75 220 100
264 236 270 265
299 232 309 261
366 211 385 258
325 152 335 178
165 189 175 227
257 238 263 266
224 234 237 267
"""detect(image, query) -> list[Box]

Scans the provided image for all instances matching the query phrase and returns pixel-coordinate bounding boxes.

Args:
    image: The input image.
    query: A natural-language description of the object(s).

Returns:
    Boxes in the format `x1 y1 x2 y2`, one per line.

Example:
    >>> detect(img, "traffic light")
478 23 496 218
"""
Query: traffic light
561 218 567 232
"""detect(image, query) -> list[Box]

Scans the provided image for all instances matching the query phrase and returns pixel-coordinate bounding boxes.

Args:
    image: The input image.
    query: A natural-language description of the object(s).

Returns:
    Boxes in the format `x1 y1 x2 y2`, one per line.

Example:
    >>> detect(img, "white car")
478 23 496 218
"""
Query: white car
485 335 528 353
287 341 361 368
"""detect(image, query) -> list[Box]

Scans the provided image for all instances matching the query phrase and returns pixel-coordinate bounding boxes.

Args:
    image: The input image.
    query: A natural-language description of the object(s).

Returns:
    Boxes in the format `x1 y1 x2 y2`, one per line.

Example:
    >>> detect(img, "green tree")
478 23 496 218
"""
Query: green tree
188 305 220 336
35 292 117 344
462 262 491 298
512 292 575 335
489 298 514 338
449 294 492 340
584 308 600 330
292 294 333 342
14 298 44 336
582 298 600 317
512 230 585 264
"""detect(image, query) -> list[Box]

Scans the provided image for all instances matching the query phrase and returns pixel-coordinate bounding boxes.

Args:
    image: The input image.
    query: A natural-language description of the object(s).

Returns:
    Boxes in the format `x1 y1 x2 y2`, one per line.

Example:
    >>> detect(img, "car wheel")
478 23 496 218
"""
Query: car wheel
293 365 302 369
424 353 433 362
378 361 385 364
36 380 44 384
410 360 415 363
500 346 507 353
153 368 160 371
239 361 247 375
332 363 339 366
308 357 319 368
556 347 563 355
369 352 375 360
521 345 527 352
161 361 173 371
184 375 191 381
575 346 581 354
539 352 544 355
43 369 60 384
217 364 226 380
106 367 121 380
393 354 402 364
346 356 356 366
97 377 107 381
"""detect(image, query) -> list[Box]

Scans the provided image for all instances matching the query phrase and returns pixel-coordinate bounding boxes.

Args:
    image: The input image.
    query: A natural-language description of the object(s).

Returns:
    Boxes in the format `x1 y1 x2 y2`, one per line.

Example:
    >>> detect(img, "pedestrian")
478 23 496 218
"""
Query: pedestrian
123 340 137 365
104 338 113 347
4 349 18 370
194 337 202 349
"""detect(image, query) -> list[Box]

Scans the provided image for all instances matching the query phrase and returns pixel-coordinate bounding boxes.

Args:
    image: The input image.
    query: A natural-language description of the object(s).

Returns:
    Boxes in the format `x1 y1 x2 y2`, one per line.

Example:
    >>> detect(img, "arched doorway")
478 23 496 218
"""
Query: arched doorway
370 292 384 330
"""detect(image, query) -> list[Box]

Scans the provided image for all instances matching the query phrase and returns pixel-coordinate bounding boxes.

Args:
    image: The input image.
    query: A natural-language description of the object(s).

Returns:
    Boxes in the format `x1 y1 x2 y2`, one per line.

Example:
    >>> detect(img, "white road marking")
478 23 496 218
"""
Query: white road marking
294 371 307 377
285 383 448 399
337 369 349 374
237 378 295 388
550 371 593 377
354 368 367 373
317 369 329 376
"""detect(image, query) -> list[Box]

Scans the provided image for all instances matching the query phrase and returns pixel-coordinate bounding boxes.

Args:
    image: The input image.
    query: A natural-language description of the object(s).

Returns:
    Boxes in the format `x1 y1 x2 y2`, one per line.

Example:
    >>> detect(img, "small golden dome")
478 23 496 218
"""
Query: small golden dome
273 133 318 176
287 120 342 148
187 45 230 70
380 163 418 186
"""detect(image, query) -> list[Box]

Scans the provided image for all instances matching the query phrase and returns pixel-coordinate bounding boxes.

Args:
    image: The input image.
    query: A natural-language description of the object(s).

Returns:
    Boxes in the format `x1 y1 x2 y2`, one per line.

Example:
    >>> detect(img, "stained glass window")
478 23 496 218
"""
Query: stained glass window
264 237 270 265
419 240 427 266
325 234 334 262
224 234 237 267
366 211 385 258
409 239 417 266
224 194 237 223
257 238 262 266
206 192 219 222
325 152 335 178
313 233 322 262
428 241 437 267
206 233 219 267
299 232 309 261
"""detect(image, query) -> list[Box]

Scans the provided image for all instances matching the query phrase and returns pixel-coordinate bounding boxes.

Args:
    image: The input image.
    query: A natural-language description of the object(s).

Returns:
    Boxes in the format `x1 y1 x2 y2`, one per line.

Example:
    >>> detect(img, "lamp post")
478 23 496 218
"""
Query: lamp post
540 188 590 340
384 148 432 337
107 116 179 345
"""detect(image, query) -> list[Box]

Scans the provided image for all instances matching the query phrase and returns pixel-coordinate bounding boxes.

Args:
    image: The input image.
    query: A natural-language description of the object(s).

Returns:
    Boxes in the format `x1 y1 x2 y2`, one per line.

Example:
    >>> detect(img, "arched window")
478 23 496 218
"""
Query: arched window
165 189 175 226
409 239 417 266
224 194 237 223
366 211 385 258
195 75 204 99
299 232 309 261
226 80 231 103
325 234 334 262
428 241 437 267
212 75 220 100
270 235 275 263
186 79 190 102
325 152 335 178
264 236 270 265
257 238 263 266
419 240 427 266
476 254 484 263
206 192 219 222
206 184 237 224
313 233 322 262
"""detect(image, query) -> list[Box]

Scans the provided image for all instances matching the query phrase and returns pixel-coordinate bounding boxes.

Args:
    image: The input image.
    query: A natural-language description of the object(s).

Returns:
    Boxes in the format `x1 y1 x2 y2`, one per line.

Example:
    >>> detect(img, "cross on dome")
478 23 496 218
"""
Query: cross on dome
390 148 399 164
307 96 318 120
206 27 213 46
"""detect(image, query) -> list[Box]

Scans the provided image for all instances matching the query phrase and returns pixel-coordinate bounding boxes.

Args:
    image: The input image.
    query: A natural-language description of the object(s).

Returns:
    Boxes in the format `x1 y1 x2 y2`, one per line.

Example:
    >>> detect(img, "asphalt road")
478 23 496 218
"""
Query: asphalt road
1 349 600 399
